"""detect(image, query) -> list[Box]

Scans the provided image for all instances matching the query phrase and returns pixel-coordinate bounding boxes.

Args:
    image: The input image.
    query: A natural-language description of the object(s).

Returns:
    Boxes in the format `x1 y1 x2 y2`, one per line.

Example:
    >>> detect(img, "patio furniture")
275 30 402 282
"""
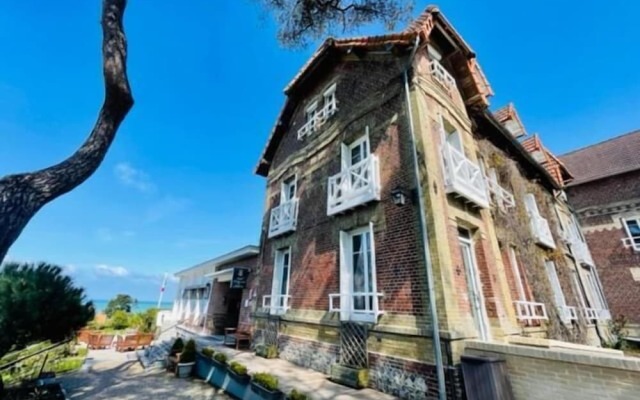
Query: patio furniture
137 333 154 349
89 334 115 349
77 329 92 344
115 334 140 352
224 328 251 350
87 333 101 349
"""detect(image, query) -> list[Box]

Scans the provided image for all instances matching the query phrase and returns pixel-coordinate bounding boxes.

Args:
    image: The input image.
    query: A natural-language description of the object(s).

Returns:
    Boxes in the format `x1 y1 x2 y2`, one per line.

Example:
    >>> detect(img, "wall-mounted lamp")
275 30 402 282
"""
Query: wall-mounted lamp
391 187 407 206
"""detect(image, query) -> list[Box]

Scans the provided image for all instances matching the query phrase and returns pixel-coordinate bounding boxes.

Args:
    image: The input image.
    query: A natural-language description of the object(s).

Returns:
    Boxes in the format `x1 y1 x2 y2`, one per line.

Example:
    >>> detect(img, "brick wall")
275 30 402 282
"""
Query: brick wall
566 170 640 210
465 341 640 400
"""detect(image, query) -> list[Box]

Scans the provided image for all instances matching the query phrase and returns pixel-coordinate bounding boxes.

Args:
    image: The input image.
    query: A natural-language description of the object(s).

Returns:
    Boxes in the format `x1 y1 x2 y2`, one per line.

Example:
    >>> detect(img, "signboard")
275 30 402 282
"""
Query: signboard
230 268 249 289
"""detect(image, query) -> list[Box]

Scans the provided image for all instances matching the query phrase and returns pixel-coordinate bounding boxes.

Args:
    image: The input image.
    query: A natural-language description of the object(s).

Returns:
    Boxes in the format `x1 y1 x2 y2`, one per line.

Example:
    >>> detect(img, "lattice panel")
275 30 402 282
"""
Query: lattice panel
264 318 279 347
339 322 368 368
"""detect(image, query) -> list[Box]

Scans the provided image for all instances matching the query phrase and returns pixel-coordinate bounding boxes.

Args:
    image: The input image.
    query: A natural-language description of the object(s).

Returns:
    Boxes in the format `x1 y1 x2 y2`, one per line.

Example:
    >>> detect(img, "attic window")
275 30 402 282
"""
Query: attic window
297 83 339 140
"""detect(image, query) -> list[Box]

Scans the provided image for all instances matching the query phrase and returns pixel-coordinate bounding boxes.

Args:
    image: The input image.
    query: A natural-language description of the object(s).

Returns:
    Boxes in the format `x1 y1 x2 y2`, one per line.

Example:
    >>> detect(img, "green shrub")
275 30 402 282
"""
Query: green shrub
170 338 184 356
201 347 215 358
213 352 227 365
179 339 196 364
288 389 310 400
109 310 130 330
253 372 278 391
229 361 247 376
603 315 629 349
76 347 88 357
255 343 278 359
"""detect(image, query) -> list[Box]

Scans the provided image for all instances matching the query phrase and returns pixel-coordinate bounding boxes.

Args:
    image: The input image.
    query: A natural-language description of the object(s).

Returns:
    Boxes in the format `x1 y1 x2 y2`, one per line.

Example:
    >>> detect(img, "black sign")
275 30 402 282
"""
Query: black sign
230 268 249 289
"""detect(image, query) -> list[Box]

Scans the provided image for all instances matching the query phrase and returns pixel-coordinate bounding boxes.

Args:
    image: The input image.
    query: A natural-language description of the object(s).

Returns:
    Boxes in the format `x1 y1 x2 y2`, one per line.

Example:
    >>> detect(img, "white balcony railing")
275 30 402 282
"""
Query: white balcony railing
622 237 640 251
429 59 457 94
329 292 384 322
580 307 600 321
327 155 381 215
268 199 299 238
530 214 556 249
442 142 490 208
262 295 291 315
297 101 338 140
559 305 578 323
485 176 515 210
514 300 548 323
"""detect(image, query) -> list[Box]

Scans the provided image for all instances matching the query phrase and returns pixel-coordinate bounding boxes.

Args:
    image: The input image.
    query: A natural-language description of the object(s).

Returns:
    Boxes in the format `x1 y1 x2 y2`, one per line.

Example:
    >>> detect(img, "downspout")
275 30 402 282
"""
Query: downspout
403 36 447 400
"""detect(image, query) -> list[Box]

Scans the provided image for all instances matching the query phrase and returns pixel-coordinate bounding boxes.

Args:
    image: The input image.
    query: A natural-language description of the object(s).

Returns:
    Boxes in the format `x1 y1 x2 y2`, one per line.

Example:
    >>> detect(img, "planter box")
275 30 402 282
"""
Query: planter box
195 353 215 381
208 359 229 388
330 364 369 389
250 381 285 400
176 362 195 378
221 368 251 398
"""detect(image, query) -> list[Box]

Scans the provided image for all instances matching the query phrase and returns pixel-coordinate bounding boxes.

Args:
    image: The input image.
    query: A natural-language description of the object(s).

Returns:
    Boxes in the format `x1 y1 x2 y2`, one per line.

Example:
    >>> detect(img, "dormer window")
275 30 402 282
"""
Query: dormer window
297 83 339 140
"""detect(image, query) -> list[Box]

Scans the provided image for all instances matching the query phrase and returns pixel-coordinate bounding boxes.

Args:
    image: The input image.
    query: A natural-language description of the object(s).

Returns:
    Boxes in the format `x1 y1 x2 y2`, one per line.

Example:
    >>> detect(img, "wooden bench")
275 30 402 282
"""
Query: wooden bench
224 328 251 350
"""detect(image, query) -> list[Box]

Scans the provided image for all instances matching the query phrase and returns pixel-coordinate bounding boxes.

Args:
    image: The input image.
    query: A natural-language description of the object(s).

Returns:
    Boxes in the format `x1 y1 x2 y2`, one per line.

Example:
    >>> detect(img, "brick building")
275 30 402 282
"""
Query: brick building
252 7 610 399
561 130 640 337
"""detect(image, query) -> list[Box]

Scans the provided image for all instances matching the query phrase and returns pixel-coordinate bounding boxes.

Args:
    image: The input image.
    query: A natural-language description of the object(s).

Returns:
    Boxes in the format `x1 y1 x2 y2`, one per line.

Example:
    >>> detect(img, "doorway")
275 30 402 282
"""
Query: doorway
458 227 491 341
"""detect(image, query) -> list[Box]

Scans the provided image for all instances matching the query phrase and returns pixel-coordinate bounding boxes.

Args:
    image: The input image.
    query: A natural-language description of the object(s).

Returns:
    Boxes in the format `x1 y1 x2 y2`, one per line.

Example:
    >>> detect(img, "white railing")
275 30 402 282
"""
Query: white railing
485 176 515 210
262 295 291 315
514 300 548 323
580 307 600 321
268 199 299 238
530 214 556 249
622 237 640 251
329 292 384 322
297 101 338 140
327 155 380 215
559 305 578 322
442 142 489 208
429 59 457 94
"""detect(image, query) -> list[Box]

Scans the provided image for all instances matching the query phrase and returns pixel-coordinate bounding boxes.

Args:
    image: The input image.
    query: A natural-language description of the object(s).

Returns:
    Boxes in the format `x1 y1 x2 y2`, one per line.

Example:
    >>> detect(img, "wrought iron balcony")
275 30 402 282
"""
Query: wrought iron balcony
262 295 291 316
329 292 384 322
529 214 556 249
514 300 548 323
268 199 299 238
442 142 490 208
327 155 381 215
429 59 457 95
297 101 338 140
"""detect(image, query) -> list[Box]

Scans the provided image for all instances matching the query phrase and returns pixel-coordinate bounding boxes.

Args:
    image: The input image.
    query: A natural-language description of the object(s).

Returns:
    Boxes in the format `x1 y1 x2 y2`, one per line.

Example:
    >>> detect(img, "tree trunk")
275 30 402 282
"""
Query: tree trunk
0 0 133 264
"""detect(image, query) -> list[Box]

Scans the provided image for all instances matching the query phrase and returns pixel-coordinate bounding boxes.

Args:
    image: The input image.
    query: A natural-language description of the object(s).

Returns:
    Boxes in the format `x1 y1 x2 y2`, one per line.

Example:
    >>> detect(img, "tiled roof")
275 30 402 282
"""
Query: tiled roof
560 129 640 186
521 134 573 187
493 103 527 138
256 6 493 176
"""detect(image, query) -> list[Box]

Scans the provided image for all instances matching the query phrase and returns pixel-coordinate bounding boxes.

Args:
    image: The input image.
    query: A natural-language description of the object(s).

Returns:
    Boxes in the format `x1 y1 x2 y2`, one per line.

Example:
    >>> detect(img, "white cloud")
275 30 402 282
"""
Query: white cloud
114 162 156 193
95 264 130 277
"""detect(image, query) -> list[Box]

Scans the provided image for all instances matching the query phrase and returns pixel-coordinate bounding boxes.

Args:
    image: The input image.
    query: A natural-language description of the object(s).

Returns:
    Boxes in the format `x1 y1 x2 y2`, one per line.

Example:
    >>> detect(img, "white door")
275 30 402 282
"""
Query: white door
271 248 291 313
458 228 490 341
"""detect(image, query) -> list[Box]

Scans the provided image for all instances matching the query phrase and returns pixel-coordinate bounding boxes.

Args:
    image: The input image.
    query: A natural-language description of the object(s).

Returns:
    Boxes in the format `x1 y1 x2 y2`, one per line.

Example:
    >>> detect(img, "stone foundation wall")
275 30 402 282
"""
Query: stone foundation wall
278 335 339 375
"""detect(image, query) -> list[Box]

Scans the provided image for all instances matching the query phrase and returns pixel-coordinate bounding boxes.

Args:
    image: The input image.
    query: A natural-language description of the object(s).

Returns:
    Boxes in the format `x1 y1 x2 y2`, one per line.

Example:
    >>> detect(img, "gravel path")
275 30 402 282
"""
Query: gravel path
59 349 231 399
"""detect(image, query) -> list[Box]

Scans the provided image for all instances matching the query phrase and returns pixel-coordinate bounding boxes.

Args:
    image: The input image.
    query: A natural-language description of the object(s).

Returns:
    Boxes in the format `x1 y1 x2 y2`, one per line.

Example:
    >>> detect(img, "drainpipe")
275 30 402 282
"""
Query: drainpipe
403 36 447 400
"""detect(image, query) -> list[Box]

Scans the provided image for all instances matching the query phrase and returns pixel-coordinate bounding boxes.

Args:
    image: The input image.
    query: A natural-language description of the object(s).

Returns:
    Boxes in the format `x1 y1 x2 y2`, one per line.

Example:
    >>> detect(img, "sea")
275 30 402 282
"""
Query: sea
92 300 173 314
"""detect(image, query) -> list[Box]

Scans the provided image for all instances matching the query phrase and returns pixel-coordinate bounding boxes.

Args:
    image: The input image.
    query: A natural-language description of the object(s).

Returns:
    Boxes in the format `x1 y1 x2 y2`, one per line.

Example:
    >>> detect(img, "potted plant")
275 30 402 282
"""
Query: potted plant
288 389 310 400
207 351 229 387
167 337 185 371
195 347 216 380
255 344 278 359
175 339 196 378
251 372 284 400
227 361 250 383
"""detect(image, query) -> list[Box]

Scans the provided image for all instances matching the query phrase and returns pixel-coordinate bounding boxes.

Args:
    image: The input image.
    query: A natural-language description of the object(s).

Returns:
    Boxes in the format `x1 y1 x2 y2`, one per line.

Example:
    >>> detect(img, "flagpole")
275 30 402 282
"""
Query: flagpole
157 273 168 309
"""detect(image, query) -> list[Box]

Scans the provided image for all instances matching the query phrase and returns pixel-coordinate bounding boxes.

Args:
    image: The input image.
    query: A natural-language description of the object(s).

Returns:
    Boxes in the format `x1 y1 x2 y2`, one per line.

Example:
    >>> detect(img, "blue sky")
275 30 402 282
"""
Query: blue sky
1 1 638 301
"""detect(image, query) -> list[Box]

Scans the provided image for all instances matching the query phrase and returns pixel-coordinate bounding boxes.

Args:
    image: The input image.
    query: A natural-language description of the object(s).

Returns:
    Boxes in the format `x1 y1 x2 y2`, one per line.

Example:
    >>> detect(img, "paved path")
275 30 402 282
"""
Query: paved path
60 349 230 399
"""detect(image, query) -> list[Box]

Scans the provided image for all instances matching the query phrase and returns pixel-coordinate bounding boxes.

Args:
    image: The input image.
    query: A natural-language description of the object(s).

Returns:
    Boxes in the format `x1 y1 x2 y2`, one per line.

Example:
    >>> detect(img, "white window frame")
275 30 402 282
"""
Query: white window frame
268 247 292 315
336 223 381 323
323 83 337 109
305 100 318 122
341 129 371 171
509 247 527 301
458 228 491 341
545 260 567 309
440 115 463 153
582 266 608 312
623 217 640 251
280 175 297 204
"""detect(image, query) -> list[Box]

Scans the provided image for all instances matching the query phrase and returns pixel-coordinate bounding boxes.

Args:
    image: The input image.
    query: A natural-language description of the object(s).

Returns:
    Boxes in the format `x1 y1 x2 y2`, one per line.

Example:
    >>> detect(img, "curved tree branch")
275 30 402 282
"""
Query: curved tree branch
0 0 133 263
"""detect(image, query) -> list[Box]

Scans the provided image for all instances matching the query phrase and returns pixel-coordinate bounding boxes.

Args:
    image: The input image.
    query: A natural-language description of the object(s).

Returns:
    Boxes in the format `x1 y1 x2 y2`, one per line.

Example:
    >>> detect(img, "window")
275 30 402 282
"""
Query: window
323 83 336 111
341 132 371 171
298 83 338 140
458 228 491 341
305 101 318 123
509 247 527 301
440 115 463 153
583 266 607 312
335 224 381 322
623 217 640 250
545 260 567 309
269 248 291 315
281 176 297 203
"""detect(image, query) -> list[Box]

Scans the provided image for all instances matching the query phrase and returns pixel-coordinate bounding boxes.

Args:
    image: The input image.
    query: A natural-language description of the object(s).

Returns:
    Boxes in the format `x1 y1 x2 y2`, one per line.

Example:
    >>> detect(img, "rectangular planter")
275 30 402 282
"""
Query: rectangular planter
221 369 251 398
195 353 215 381
176 362 195 378
208 359 229 388
250 381 285 400
330 364 369 389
